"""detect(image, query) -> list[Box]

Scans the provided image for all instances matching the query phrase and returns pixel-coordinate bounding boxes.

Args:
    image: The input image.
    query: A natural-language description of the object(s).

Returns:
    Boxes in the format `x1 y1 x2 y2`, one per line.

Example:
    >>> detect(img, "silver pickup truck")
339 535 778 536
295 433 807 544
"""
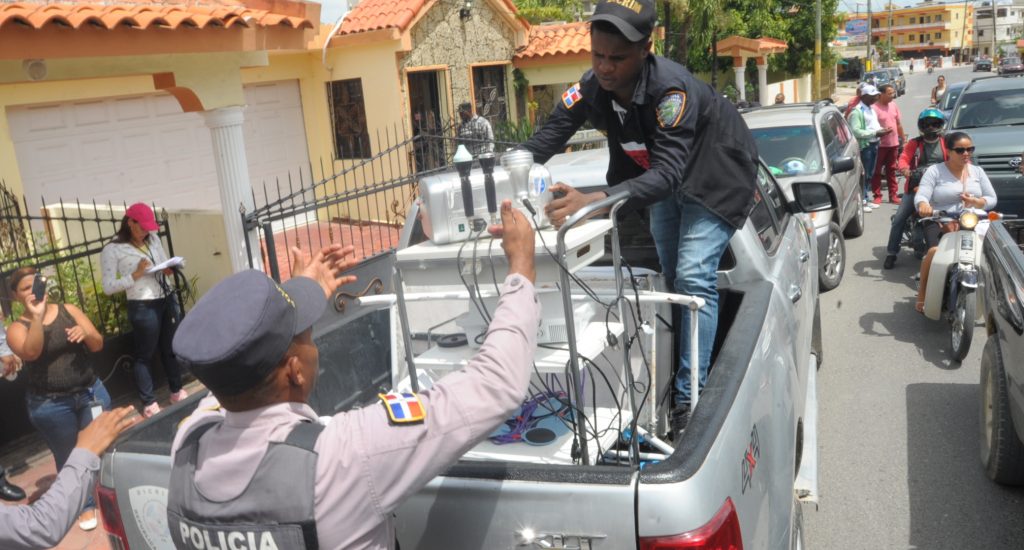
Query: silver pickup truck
97 148 830 549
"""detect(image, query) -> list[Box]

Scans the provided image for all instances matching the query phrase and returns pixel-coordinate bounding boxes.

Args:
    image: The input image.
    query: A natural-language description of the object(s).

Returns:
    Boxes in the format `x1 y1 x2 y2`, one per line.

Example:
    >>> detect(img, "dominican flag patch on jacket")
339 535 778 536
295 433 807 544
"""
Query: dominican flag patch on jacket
379 391 426 424
562 83 582 109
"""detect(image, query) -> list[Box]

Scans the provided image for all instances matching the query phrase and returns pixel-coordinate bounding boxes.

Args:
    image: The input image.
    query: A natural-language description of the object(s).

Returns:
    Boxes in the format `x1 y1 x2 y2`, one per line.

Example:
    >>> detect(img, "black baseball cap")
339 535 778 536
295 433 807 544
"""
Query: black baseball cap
172 270 326 396
590 0 656 43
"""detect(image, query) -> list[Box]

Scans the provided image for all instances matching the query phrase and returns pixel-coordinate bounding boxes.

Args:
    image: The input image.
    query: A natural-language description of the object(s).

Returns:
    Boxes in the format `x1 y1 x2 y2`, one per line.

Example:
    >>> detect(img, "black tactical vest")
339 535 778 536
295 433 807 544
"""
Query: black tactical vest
167 420 324 550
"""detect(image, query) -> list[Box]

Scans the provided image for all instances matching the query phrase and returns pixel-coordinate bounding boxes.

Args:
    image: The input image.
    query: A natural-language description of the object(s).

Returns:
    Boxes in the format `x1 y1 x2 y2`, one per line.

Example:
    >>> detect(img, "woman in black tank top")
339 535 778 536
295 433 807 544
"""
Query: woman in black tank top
5 266 109 531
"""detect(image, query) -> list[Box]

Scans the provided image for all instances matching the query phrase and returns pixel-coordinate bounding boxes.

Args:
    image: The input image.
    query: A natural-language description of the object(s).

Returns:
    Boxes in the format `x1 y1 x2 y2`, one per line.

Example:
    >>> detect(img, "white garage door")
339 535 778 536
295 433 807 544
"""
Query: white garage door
7 80 310 214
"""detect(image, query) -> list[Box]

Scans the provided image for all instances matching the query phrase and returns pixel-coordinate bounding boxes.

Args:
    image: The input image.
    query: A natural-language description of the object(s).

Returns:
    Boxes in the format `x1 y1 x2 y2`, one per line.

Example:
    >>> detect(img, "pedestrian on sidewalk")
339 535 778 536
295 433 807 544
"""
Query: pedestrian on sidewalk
101 203 187 418
0 322 27 503
0 406 136 550
847 84 890 211
870 84 907 205
5 267 109 531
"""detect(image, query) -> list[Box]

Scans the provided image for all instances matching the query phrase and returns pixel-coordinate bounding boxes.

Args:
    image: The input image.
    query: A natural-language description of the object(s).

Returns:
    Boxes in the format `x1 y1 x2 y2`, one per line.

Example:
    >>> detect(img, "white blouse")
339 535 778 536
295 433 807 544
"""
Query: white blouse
100 233 172 301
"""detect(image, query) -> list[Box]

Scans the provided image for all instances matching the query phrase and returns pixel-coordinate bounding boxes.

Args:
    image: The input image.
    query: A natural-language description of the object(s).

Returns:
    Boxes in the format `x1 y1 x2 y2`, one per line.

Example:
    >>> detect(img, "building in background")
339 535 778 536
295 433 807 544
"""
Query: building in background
973 0 1024 58
843 0 974 61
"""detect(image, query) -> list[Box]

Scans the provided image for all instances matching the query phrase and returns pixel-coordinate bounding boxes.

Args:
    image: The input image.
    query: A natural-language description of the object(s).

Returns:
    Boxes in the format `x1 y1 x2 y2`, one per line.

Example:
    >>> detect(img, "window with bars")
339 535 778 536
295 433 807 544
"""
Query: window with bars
327 79 371 160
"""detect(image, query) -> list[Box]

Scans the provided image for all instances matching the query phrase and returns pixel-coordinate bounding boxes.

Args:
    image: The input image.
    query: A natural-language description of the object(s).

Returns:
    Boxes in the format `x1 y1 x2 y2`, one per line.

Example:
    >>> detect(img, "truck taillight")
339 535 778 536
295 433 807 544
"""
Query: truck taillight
97 484 130 550
638 498 743 550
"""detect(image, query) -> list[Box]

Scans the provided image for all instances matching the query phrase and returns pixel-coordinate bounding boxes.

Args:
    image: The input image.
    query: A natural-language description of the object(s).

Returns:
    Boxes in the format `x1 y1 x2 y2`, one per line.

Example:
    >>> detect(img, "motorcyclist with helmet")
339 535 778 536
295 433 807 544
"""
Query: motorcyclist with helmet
883 108 949 269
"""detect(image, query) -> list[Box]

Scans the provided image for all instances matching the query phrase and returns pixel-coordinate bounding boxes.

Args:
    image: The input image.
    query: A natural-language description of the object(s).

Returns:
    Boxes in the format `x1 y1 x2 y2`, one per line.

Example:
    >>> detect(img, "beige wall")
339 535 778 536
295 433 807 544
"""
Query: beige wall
402 0 521 122
165 210 234 303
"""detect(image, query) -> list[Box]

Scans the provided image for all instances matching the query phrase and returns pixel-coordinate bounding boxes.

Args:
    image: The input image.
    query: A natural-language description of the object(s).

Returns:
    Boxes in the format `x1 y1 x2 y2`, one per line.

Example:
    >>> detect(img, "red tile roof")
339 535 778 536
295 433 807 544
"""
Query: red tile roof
338 0 521 36
0 1 313 31
515 21 590 60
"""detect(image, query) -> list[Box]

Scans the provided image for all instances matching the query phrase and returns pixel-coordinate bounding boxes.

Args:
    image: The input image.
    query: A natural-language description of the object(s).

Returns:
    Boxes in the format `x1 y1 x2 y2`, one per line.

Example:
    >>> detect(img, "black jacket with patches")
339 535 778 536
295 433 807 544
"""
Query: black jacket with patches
523 54 759 229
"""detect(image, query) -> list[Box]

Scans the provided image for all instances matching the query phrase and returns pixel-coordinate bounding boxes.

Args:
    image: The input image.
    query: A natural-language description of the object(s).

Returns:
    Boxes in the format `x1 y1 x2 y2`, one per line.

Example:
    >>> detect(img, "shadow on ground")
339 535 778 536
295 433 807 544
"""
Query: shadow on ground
906 383 1024 548
859 299 967 370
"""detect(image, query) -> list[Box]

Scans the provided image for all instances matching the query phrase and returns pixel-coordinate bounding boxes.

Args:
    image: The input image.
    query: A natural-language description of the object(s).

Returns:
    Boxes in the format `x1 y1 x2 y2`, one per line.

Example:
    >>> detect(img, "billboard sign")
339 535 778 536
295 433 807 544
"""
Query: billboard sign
845 19 868 45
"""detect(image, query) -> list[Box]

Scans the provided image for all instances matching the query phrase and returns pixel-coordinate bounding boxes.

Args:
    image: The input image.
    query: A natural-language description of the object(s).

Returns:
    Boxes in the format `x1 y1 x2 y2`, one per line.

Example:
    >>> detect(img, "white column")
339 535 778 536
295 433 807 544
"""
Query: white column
757 63 770 106
733 66 746 101
798 74 812 104
202 106 261 273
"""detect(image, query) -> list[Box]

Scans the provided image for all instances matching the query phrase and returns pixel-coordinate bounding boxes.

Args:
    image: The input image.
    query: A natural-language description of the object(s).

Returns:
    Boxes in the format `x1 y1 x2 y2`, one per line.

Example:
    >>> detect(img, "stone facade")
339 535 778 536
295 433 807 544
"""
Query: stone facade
401 0 519 122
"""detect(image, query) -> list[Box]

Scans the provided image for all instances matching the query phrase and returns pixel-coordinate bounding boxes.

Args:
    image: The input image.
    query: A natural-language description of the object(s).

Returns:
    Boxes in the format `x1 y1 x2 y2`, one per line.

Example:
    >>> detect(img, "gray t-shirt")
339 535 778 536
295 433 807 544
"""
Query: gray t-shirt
915 162 997 213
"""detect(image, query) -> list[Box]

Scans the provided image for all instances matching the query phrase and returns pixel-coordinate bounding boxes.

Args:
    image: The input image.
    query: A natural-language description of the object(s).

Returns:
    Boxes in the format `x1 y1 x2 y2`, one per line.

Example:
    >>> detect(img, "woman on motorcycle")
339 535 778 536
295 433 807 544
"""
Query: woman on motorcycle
914 131 997 313
884 108 949 269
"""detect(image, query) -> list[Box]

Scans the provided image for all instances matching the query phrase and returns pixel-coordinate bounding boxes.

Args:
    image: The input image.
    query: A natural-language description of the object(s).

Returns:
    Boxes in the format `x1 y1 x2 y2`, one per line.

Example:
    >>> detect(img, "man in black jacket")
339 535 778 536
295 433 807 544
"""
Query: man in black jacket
523 0 758 435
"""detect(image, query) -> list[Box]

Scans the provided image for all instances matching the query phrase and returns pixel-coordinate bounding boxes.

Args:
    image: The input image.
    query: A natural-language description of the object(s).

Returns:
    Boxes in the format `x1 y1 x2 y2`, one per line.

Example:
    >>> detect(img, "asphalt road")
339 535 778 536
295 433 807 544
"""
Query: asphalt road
803 64 1024 549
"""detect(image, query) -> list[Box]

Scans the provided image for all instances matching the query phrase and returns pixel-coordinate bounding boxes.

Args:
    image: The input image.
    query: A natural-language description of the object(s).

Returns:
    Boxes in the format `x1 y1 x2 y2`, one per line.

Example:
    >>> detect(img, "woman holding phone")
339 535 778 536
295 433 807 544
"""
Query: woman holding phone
101 203 186 418
5 266 108 531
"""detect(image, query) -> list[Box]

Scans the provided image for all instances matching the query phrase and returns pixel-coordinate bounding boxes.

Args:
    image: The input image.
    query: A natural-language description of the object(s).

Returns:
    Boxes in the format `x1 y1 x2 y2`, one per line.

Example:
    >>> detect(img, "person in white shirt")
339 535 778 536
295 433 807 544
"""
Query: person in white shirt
100 203 186 418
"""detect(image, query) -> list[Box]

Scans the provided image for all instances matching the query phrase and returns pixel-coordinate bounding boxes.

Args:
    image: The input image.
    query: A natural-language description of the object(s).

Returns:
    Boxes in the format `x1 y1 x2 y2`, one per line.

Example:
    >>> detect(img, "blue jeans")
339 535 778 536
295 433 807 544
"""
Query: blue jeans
128 297 183 406
860 142 879 202
649 197 735 407
26 378 110 510
887 190 917 255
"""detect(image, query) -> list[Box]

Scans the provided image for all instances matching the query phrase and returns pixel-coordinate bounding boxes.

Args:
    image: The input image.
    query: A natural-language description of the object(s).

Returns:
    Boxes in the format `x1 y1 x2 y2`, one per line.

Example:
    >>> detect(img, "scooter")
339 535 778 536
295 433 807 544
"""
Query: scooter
927 64 934 74
919 209 1003 361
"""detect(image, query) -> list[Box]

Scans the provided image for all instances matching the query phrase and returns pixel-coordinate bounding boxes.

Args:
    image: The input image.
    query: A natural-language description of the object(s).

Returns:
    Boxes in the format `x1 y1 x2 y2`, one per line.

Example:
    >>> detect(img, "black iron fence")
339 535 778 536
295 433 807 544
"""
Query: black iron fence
0 182 185 338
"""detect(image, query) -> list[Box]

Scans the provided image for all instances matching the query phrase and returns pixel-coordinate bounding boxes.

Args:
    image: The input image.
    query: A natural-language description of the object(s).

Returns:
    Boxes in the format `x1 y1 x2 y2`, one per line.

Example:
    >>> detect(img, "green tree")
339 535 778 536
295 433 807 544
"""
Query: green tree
514 0 584 24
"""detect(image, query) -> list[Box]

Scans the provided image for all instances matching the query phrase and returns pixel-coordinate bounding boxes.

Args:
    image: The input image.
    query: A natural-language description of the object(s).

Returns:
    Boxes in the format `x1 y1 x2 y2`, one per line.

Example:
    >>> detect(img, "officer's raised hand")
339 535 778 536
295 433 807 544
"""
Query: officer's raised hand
488 200 536 283
544 183 608 229
289 243 360 298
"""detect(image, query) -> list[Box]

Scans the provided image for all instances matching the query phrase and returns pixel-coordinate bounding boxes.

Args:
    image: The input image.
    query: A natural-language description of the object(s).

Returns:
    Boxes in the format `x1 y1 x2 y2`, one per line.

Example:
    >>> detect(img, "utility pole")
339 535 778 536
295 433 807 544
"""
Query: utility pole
887 1 894 64
990 0 998 59
959 0 970 64
815 0 822 99
866 0 873 71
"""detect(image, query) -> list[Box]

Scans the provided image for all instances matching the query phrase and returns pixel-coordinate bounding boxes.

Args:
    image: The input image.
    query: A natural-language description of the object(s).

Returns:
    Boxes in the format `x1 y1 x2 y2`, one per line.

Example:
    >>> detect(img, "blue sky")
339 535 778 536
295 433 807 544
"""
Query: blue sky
310 0 348 24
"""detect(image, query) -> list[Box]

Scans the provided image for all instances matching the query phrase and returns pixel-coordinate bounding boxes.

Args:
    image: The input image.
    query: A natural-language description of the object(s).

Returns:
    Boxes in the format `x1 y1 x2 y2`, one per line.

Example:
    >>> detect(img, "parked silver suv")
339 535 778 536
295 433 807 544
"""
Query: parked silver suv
743 100 865 290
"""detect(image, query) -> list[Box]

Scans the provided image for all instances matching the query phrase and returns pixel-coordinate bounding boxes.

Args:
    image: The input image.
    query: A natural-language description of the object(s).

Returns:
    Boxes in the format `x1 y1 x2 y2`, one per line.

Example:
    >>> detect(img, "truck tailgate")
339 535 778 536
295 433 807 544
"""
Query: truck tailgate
396 470 638 548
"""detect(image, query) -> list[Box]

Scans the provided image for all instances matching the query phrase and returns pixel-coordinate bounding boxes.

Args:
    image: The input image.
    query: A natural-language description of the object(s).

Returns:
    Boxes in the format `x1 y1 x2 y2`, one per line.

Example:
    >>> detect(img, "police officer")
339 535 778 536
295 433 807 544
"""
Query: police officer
166 200 540 550
522 0 758 436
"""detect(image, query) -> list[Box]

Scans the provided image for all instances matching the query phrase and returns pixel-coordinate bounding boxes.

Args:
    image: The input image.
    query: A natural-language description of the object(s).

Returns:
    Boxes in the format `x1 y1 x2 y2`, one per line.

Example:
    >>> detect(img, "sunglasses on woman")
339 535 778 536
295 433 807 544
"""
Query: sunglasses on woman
952 146 975 154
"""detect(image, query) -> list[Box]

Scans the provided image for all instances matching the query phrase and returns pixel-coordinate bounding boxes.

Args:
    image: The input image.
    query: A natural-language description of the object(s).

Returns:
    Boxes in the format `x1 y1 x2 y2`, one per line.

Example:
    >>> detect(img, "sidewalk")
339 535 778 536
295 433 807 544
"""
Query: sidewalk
2 378 206 549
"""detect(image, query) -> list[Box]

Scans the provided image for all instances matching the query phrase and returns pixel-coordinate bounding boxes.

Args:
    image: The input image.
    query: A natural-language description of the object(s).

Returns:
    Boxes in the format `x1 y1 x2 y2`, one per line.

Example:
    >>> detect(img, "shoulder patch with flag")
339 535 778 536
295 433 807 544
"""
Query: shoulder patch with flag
379 391 426 425
657 90 687 128
562 83 583 109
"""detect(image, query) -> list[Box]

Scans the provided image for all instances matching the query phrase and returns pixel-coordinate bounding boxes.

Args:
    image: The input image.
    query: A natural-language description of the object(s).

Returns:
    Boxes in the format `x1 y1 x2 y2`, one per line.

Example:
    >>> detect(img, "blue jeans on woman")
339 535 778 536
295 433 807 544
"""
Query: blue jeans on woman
128 296 184 406
649 197 736 408
26 378 110 509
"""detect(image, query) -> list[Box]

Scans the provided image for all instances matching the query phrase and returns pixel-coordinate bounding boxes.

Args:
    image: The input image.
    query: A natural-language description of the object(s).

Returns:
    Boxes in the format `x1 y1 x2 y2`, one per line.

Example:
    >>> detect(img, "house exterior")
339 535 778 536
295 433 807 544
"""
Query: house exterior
974 0 1024 58
844 1 974 59
513 21 592 124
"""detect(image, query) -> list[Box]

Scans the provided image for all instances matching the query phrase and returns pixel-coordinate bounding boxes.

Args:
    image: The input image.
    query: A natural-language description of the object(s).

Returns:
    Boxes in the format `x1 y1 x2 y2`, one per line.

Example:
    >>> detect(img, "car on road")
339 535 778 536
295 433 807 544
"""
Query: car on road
997 57 1024 75
938 81 968 120
980 219 1024 485
948 75 1024 216
863 70 892 91
884 67 906 96
974 57 993 72
742 100 865 291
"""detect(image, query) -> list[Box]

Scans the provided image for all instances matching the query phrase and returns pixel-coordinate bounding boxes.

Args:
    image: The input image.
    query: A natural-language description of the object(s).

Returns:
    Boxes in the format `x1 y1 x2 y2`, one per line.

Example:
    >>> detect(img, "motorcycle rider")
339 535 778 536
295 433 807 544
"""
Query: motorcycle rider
914 131 996 313
883 108 949 269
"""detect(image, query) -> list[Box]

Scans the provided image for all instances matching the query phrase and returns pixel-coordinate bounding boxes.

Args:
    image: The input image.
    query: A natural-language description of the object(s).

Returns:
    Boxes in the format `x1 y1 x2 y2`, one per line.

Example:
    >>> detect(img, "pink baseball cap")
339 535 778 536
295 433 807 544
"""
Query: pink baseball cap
125 203 159 231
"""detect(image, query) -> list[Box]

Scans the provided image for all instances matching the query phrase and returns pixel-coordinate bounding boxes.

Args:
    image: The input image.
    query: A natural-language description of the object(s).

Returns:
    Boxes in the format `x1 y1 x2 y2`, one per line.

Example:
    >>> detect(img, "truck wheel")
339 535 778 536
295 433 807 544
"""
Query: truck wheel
819 222 845 292
980 334 1024 484
791 495 804 550
949 289 976 362
844 202 865 238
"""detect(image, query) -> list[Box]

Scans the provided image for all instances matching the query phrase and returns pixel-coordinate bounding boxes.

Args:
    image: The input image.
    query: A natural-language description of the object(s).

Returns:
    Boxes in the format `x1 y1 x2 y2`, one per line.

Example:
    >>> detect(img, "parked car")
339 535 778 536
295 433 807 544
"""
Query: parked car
938 81 968 120
948 75 1024 217
98 147 832 550
997 57 1024 75
863 70 892 90
743 100 865 291
884 67 906 96
980 218 1024 485
975 57 993 72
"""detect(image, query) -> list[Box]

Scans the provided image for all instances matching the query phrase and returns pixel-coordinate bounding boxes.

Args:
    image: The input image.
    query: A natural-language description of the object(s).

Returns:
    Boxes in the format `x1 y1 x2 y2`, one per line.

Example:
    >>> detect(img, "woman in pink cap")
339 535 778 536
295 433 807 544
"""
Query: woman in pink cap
100 203 187 418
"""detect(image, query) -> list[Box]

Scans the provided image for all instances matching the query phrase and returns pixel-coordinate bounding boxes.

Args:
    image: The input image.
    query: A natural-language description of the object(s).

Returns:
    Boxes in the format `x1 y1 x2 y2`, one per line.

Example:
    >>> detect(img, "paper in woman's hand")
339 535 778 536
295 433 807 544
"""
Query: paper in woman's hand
145 256 185 274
